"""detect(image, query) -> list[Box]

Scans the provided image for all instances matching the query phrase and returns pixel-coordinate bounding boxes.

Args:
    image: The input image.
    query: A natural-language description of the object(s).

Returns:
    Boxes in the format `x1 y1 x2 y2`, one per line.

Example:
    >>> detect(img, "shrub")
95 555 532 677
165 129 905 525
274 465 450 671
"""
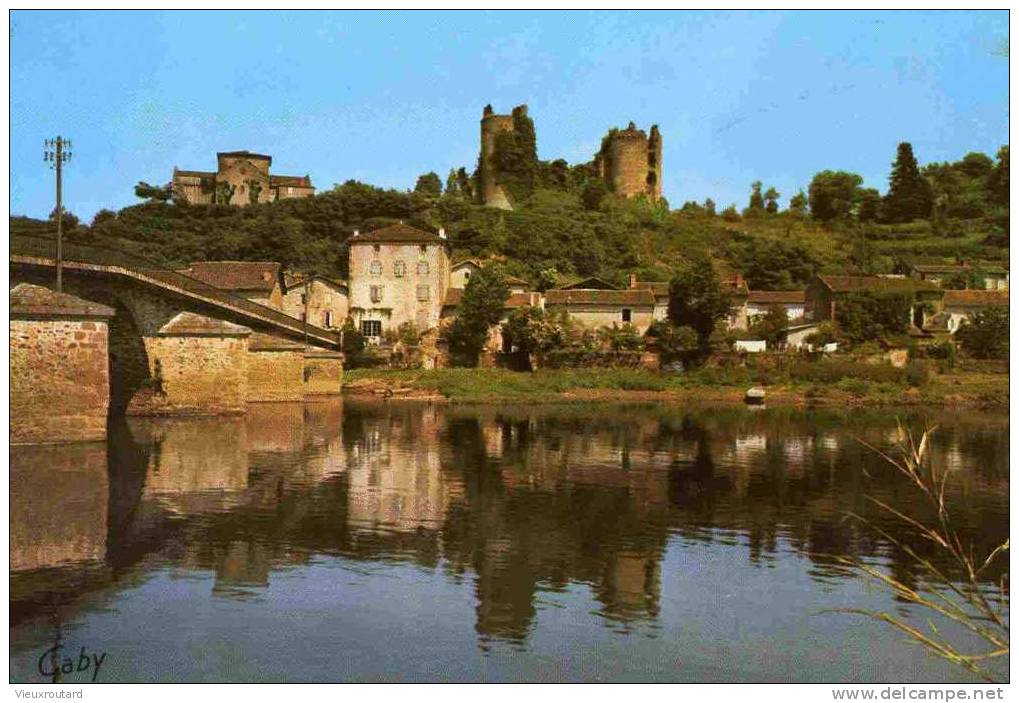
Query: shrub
836 378 871 396
956 307 1009 359
905 360 931 387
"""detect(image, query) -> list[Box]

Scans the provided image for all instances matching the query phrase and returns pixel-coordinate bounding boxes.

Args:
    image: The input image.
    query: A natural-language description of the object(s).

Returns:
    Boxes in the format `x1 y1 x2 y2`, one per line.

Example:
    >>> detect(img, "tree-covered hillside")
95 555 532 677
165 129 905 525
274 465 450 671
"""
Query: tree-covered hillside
12 141 1008 290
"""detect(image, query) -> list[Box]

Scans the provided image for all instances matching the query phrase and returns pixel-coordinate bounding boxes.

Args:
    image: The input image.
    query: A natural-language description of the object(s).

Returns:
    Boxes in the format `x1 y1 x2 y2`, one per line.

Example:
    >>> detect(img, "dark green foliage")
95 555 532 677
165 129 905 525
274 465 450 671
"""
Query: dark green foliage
956 307 1009 359
856 188 882 222
942 268 983 290
444 265 509 365
834 292 912 344
703 198 716 215
737 239 817 290
884 142 933 223
581 180 609 211
134 181 173 202
905 359 931 387
91 209 117 228
491 107 538 205
763 187 780 214
987 146 1009 207
747 181 765 212
414 171 443 197
667 258 732 343
646 320 699 360
789 190 808 217
749 304 788 345
808 171 863 222
340 317 366 355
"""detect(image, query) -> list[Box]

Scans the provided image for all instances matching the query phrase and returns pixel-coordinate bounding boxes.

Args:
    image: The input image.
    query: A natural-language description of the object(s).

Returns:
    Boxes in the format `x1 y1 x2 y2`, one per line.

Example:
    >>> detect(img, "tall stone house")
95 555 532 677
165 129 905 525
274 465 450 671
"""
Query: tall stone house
346 223 452 341
172 151 314 206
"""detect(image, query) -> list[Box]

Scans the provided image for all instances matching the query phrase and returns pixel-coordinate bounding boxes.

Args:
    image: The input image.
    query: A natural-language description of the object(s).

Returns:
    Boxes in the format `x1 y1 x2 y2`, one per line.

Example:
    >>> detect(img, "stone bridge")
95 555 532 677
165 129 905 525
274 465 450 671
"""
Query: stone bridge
11 234 343 442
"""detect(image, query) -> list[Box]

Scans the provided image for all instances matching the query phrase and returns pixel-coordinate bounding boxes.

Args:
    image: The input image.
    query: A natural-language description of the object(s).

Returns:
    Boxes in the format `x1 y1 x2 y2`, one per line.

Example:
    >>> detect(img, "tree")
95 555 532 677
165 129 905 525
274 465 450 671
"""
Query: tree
749 304 788 345
414 171 443 197
747 181 765 212
856 188 882 222
834 292 912 344
703 198 716 216
956 307 1008 359
445 168 459 197
883 142 933 222
740 239 817 290
808 171 863 222
763 187 781 214
789 190 808 217
988 145 1009 207
134 181 173 202
667 258 733 344
445 265 509 365
91 209 117 228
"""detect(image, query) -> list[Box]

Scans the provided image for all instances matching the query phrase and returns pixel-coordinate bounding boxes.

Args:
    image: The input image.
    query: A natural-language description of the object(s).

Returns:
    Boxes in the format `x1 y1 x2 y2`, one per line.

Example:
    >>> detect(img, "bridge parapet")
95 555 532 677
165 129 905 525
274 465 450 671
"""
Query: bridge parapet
11 233 340 348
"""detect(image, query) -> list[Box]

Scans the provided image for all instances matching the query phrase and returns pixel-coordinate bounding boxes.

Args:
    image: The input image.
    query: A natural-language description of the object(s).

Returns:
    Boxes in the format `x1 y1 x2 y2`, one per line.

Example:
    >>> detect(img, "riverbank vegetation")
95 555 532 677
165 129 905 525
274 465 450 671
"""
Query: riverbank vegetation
343 360 1007 408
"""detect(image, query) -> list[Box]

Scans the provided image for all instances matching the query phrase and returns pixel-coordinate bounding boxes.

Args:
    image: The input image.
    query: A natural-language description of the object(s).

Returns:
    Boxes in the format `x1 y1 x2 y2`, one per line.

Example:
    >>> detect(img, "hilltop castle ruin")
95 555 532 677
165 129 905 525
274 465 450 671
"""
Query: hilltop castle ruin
478 105 663 209
594 122 662 201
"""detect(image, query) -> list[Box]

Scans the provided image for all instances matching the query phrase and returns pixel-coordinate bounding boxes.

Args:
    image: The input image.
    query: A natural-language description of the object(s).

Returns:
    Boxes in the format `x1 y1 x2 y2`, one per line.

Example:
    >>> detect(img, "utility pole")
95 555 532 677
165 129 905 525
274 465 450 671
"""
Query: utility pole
43 136 72 292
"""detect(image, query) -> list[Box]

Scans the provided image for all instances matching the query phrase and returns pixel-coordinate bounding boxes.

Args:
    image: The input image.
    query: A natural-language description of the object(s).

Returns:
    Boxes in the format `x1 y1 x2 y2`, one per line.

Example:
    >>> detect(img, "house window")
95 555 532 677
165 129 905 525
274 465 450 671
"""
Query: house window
394 260 406 277
370 285 383 303
300 293 307 305
323 311 332 327
416 285 430 301
464 271 471 281
419 244 428 253
622 308 632 323
369 260 382 276
361 320 382 337
417 261 430 275
373 244 381 253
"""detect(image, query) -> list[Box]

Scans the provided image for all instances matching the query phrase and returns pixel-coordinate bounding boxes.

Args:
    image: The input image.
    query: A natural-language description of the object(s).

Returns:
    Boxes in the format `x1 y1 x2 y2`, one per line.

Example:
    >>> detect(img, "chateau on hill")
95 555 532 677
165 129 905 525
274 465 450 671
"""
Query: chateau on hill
172 151 314 206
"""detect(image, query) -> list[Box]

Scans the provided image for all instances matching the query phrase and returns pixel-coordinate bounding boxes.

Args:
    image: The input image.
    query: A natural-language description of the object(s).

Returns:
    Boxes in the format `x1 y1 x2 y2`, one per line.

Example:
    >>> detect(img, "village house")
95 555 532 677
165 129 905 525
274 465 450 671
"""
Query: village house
931 289 1011 334
282 273 348 329
745 290 807 322
806 274 944 329
909 262 1009 291
544 288 656 333
178 261 285 308
347 223 451 343
450 259 530 293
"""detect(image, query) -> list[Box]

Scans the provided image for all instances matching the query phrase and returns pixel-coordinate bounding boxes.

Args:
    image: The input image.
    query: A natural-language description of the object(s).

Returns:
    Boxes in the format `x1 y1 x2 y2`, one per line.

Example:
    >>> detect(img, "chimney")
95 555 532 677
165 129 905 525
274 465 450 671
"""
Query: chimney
438 227 447 239
629 272 637 289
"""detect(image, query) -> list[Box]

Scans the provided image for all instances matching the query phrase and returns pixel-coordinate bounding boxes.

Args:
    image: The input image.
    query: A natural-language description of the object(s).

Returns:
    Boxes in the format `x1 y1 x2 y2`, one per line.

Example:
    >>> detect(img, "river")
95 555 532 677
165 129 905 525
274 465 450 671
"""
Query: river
9 400 1009 683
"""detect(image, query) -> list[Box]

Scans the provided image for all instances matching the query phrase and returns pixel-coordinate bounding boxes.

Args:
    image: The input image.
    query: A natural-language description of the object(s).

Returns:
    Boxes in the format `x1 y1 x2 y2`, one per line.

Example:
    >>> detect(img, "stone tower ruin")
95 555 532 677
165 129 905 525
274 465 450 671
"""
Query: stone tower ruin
594 122 663 201
478 104 527 210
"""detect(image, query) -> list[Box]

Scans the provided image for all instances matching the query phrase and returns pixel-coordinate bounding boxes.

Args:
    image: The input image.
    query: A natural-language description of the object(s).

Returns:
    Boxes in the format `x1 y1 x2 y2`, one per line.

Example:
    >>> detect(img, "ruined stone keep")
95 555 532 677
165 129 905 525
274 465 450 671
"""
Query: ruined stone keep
478 104 530 210
594 122 663 201
172 151 315 206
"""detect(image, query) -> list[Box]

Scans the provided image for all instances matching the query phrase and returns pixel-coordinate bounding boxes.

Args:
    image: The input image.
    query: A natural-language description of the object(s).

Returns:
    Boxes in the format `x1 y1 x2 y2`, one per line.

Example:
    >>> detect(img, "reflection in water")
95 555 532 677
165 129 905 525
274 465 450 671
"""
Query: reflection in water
9 401 1009 682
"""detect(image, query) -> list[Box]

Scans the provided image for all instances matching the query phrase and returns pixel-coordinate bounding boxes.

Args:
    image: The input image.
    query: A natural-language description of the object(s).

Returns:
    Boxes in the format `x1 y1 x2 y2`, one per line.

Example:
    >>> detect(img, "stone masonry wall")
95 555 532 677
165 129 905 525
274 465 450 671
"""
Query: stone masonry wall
248 348 305 402
11 318 111 444
304 350 344 396
130 335 249 415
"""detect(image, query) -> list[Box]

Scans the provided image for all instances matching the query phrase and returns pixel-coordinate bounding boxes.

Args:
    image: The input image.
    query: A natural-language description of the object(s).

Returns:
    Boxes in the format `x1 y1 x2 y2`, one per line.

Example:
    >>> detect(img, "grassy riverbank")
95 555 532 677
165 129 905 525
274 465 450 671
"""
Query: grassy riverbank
343 361 1008 408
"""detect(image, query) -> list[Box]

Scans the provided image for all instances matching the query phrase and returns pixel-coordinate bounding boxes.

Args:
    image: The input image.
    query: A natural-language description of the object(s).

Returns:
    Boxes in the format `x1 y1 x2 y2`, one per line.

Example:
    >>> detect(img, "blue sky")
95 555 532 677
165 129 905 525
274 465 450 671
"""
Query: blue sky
11 10 1009 221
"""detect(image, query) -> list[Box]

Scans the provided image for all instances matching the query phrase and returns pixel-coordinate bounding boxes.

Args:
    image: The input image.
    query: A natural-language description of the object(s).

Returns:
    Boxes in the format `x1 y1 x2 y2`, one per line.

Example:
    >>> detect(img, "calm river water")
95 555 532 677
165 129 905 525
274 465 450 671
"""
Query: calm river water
9 400 1009 683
